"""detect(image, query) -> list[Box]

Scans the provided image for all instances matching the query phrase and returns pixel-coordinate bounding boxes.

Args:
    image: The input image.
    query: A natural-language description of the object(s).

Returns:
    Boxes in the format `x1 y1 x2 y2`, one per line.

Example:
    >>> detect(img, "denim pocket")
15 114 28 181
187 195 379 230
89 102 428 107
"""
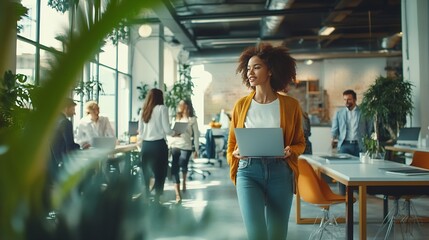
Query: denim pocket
238 159 249 169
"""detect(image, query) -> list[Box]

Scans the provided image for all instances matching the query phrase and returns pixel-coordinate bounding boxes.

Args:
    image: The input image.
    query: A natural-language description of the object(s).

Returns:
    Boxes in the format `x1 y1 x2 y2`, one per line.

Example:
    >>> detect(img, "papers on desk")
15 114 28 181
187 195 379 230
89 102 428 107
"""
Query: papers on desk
380 166 429 176
319 154 359 163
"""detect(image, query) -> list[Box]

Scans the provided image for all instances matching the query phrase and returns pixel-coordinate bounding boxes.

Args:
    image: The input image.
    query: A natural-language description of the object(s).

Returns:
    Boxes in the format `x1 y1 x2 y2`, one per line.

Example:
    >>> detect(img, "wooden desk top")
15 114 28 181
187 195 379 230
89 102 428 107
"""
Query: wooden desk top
385 144 429 153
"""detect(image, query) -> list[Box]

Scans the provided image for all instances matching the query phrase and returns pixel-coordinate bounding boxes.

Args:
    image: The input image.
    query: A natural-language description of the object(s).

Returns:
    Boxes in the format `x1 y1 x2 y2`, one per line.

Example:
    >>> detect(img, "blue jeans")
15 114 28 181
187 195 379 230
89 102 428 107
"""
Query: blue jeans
236 158 293 240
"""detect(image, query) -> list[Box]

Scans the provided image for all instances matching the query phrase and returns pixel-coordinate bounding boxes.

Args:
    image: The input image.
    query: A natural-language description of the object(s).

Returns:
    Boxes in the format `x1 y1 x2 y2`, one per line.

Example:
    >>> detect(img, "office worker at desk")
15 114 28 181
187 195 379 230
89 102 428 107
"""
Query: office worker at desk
227 43 305 240
76 100 115 149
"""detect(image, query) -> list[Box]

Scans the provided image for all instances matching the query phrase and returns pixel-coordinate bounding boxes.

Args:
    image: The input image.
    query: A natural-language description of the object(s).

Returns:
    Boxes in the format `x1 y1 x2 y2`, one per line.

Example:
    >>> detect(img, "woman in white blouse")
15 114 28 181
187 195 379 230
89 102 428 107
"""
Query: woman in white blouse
138 88 175 204
76 100 115 149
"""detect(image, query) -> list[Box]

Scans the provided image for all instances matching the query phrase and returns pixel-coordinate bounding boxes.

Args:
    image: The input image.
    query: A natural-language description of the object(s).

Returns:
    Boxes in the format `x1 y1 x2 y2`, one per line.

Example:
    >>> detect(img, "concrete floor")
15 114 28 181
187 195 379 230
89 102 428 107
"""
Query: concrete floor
139 157 429 240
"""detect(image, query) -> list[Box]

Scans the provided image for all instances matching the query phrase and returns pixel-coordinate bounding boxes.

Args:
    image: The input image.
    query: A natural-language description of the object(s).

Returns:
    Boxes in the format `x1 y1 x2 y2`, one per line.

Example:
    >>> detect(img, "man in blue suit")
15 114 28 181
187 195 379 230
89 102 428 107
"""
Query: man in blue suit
331 89 372 194
331 89 372 156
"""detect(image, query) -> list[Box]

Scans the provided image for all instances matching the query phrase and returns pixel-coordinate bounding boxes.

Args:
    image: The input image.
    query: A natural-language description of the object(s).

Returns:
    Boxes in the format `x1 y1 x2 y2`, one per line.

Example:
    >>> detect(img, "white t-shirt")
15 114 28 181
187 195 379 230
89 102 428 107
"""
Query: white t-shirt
244 99 280 128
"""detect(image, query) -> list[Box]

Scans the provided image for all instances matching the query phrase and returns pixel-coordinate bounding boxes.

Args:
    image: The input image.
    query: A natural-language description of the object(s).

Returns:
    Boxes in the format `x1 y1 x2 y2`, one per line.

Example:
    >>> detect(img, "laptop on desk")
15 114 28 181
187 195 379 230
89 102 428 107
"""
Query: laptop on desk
92 137 117 150
234 128 284 158
396 127 421 147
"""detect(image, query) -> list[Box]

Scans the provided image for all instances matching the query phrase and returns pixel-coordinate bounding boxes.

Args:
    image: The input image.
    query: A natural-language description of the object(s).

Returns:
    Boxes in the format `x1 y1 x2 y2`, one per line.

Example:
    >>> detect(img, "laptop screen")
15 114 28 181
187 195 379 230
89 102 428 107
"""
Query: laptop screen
397 127 421 146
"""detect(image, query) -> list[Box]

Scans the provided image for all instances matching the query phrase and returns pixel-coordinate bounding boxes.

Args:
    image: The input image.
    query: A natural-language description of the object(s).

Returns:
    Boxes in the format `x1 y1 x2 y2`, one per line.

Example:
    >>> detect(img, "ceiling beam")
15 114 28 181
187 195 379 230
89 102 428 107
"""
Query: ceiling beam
152 0 199 51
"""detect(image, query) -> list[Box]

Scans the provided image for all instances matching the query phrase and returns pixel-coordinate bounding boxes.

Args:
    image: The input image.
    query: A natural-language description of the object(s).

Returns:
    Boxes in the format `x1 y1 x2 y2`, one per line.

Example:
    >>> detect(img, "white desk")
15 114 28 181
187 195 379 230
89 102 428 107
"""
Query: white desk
298 154 429 240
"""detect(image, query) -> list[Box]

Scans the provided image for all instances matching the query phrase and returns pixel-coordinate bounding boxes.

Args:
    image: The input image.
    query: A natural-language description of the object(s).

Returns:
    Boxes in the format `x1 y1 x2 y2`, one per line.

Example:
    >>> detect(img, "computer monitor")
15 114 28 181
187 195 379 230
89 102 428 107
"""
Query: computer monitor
128 121 138 136
397 127 421 146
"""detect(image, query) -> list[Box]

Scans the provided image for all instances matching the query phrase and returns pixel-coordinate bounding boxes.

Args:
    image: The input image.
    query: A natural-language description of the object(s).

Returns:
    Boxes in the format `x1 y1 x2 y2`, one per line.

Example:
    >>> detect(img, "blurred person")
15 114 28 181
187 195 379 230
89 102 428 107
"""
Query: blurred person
168 99 200 203
45 98 80 210
138 88 175 204
76 100 116 149
282 82 313 154
227 43 305 240
48 98 80 182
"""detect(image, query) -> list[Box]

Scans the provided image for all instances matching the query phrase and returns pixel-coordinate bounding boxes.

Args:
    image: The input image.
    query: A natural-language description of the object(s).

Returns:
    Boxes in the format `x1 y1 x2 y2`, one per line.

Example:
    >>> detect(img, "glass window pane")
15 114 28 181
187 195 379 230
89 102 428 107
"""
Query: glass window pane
39 49 58 83
18 0 38 41
117 73 131 141
99 66 116 135
16 40 36 84
99 42 117 68
40 0 69 51
118 42 129 73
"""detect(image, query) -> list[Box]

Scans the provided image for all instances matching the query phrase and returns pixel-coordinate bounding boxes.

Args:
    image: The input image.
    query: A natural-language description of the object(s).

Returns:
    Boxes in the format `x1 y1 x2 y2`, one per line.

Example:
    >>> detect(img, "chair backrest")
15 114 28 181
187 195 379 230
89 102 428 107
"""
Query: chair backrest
297 159 330 205
411 151 429 169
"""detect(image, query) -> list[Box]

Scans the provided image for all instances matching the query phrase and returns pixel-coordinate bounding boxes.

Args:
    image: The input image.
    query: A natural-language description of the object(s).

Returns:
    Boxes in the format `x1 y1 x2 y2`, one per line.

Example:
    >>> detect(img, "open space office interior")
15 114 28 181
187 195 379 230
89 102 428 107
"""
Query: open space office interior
1 1 429 239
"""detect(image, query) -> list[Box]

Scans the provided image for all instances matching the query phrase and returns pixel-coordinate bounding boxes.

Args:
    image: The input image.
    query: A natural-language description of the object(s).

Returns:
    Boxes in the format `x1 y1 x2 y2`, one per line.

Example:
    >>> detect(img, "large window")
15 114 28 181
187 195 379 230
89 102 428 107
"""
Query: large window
16 0 133 138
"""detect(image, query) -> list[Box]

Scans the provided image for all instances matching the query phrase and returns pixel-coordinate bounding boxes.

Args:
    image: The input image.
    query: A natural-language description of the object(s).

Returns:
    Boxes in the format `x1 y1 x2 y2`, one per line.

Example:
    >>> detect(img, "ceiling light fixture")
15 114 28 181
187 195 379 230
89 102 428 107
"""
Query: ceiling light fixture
305 59 313 65
138 24 152 38
318 26 335 36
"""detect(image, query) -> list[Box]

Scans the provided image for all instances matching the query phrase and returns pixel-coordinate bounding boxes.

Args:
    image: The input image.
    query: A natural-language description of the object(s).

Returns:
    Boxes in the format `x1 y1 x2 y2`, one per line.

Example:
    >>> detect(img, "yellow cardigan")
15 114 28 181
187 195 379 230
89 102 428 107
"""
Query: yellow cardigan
227 91 306 185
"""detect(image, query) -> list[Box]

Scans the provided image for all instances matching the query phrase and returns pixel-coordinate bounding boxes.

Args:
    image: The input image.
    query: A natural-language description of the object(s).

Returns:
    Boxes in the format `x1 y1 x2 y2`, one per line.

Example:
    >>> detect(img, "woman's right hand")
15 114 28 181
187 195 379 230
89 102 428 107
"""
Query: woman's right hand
233 148 245 159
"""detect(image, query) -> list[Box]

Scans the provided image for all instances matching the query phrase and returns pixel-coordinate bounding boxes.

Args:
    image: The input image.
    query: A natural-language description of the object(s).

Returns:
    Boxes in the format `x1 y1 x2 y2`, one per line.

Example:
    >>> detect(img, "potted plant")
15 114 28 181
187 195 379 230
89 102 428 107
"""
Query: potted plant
360 75 414 154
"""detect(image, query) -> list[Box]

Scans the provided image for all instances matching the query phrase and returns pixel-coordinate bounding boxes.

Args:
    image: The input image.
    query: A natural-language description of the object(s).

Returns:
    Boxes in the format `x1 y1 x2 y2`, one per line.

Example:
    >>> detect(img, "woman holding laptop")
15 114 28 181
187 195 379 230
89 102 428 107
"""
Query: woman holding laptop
227 43 306 240
168 99 200 204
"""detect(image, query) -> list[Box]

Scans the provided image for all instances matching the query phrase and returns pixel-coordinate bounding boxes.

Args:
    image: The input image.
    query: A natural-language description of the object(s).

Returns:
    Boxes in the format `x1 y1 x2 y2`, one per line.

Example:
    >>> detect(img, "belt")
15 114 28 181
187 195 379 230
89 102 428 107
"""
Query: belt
344 140 358 144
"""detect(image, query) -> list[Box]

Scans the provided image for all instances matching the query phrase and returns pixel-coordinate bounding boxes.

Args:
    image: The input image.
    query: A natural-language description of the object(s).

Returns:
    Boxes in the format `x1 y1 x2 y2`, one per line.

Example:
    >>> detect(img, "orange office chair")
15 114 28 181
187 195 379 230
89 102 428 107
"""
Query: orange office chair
374 151 429 239
297 159 350 240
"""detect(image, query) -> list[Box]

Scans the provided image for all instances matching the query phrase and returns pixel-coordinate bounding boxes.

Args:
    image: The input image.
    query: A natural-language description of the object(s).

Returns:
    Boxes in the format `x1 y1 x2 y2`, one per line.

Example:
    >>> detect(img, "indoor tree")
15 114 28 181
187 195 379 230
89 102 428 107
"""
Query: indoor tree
360 75 414 150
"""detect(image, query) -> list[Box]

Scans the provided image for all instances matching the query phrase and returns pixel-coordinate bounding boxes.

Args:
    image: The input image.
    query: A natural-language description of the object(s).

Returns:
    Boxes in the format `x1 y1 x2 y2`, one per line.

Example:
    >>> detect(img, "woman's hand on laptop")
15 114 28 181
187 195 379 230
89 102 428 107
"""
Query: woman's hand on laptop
233 148 245 159
284 146 291 158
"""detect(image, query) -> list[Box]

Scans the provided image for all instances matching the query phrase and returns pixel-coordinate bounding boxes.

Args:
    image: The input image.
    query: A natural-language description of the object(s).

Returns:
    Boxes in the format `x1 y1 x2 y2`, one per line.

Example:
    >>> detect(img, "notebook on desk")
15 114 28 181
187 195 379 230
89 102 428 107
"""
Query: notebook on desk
380 166 429 176
319 154 359 163
234 128 284 157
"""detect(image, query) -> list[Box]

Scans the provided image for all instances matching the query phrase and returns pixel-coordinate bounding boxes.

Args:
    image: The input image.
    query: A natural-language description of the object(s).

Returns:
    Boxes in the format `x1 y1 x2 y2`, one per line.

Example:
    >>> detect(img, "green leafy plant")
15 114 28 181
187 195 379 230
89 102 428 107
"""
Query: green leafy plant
165 64 194 112
0 1 158 239
360 75 414 145
363 133 385 158
0 71 40 130
73 76 104 102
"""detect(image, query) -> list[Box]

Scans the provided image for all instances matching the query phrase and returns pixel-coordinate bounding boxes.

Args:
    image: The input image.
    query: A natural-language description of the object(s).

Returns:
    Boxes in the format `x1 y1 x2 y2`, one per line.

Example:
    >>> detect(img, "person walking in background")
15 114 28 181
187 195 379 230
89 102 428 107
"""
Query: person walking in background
331 89 372 194
168 99 200 204
227 43 306 240
76 100 115 149
302 111 312 154
138 88 175 204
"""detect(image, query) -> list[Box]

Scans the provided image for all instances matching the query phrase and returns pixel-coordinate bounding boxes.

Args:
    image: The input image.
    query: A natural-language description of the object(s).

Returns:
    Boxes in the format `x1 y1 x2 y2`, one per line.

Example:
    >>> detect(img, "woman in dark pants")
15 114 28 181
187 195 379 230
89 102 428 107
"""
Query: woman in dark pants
138 88 175 204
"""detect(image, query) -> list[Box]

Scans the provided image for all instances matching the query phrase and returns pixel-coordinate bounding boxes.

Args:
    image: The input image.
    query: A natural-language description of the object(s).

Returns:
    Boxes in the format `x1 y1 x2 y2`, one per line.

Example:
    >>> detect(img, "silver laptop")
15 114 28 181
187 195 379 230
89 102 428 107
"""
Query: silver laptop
92 137 117 150
172 122 189 134
396 127 421 147
234 128 284 157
